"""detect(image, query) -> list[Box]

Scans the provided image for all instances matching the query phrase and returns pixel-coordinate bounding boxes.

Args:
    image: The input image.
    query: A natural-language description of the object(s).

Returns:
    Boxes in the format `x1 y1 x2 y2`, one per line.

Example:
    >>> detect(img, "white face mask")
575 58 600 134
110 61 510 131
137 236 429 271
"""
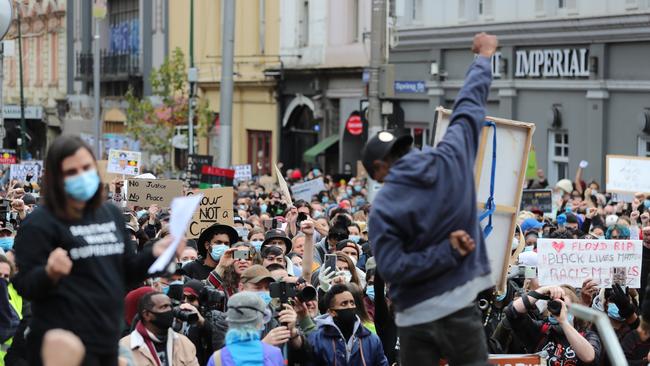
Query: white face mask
341 270 352 283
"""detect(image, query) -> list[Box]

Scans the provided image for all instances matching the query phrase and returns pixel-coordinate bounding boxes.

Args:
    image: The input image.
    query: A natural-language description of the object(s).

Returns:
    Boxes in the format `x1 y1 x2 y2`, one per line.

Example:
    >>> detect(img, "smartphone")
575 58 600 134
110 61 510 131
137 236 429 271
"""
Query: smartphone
525 266 537 279
234 250 251 261
324 254 337 274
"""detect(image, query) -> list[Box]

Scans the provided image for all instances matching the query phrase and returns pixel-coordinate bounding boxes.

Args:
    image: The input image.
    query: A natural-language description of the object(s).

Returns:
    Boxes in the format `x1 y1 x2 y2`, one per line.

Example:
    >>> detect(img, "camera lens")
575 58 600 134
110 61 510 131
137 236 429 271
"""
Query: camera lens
547 300 562 316
297 285 317 303
172 307 198 324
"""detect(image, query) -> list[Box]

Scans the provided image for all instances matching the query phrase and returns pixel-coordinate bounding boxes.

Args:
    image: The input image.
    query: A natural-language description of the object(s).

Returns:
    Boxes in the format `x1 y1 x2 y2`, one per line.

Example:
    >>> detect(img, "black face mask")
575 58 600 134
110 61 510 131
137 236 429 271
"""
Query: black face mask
149 310 174 331
333 308 357 339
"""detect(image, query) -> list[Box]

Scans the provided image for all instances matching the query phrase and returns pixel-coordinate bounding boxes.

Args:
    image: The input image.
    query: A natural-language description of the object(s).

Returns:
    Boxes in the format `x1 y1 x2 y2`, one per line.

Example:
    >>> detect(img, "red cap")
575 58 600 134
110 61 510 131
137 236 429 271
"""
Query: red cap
124 286 155 326
290 169 303 180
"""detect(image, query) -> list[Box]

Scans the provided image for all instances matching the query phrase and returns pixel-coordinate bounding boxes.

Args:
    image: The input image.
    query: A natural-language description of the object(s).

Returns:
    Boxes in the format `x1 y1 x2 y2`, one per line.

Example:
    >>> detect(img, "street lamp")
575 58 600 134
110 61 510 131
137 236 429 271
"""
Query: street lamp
16 1 26 160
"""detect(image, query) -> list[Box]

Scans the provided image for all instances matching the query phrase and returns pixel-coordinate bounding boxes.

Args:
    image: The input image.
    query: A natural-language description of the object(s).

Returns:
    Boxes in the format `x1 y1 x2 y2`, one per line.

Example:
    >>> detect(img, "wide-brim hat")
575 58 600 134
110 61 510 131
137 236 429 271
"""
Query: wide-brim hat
197 224 239 257
261 229 292 253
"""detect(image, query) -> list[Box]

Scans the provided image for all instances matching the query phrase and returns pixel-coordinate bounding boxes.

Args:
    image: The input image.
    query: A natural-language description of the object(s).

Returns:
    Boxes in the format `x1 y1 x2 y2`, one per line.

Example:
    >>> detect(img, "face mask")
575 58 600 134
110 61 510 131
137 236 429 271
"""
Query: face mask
136 209 148 219
260 204 268 213
354 186 362 192
149 309 174 330
239 205 248 211
645 199 650 210
312 210 323 218
333 308 357 326
64 169 100 202
210 244 229 261
346 188 353 196
495 292 507 302
250 240 263 252
548 314 574 325
348 235 360 244
257 291 272 305
341 270 352 283
523 246 534 252
180 260 192 268
607 303 625 321
322 197 329 204
161 285 170 295
365 286 375 301
0 237 13 251
356 198 366 207
597 235 605 240
313 169 321 176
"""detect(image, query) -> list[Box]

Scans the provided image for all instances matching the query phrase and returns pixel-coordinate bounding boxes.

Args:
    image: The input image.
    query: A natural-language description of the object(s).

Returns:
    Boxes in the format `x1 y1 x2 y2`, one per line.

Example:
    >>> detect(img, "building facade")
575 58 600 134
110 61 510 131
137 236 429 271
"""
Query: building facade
168 0 281 176
390 0 650 186
2 0 67 159
276 0 371 175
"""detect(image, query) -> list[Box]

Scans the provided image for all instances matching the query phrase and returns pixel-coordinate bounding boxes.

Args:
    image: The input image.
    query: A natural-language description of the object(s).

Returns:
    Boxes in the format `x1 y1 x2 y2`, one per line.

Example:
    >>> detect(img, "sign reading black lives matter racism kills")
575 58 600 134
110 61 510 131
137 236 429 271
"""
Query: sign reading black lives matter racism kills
126 179 184 208
186 187 234 238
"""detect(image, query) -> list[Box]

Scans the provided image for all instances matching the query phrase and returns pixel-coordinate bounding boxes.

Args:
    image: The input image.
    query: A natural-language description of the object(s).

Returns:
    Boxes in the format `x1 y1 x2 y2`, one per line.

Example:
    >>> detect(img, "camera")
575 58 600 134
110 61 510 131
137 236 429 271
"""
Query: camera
270 281 296 304
200 287 225 308
173 307 199 324
547 299 563 316
296 212 307 227
297 285 317 303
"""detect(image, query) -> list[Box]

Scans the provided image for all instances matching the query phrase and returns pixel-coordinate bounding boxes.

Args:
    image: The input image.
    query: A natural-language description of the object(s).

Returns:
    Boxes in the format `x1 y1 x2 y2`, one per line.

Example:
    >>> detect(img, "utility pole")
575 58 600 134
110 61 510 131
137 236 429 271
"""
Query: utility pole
93 16 102 158
0 42 4 148
17 7 26 160
218 0 235 168
187 0 196 155
367 0 387 140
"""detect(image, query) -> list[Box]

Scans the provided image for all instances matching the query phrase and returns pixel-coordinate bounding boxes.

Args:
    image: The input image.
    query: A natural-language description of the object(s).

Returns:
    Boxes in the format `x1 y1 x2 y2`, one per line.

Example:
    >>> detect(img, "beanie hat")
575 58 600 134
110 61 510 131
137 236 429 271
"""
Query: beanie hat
226 291 267 327
605 215 619 228
124 286 155 326
555 179 573 194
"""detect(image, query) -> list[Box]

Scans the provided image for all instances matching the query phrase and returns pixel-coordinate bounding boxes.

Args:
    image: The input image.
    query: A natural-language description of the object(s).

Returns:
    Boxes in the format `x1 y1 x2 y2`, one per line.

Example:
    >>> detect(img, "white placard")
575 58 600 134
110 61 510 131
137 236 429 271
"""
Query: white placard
538 238 643 288
233 164 253 182
107 149 142 176
9 161 43 182
291 177 326 203
606 155 650 195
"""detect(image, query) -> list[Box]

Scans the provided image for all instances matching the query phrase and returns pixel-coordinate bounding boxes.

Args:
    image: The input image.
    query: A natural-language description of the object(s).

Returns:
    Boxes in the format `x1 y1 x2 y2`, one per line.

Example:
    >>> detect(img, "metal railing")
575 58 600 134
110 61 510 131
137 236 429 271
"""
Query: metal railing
75 51 141 80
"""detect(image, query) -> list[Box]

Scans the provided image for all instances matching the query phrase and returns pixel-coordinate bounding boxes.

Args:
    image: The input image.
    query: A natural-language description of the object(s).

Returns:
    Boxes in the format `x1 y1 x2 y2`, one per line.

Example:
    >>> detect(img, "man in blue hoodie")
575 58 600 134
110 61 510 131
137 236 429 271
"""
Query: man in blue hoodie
363 32 498 365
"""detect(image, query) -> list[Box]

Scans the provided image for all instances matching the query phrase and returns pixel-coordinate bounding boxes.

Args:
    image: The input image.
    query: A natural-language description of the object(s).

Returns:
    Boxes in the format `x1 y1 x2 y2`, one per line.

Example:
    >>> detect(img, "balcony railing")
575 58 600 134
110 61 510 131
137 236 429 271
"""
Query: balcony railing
75 51 141 81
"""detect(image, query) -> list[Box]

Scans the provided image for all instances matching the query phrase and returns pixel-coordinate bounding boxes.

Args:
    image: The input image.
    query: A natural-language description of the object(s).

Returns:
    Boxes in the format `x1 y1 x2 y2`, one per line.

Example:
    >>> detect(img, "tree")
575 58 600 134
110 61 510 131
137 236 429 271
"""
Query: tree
125 48 212 175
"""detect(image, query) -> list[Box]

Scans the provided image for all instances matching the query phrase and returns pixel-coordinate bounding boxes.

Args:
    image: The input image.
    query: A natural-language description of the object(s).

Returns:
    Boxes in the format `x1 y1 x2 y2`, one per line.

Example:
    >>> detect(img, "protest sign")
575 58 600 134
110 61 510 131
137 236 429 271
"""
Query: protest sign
274 164 293 206
10 161 42 182
291 178 326 202
126 179 183 208
258 175 275 191
186 154 213 188
0 149 17 164
107 149 142 176
186 187 234 238
520 189 553 213
606 155 650 195
97 160 122 183
433 107 535 292
200 166 234 187
538 238 643 288
233 164 253 182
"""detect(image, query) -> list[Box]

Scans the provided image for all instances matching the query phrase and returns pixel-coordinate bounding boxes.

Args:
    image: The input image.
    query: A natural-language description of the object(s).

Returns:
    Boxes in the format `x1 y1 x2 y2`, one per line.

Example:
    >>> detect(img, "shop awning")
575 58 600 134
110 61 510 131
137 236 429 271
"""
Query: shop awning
303 135 339 163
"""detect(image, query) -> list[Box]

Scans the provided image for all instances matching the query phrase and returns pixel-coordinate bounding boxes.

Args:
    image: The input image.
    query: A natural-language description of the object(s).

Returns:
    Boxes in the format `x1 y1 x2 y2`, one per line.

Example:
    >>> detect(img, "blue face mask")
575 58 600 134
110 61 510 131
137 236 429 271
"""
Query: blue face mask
64 169 100 202
366 286 375 301
313 169 321 176
210 244 229 261
136 209 148 219
322 197 329 204
645 199 650 210
161 285 170 295
346 188 353 196
496 292 507 302
250 240 263 252
354 186 362 192
0 237 13 251
356 198 366 207
607 303 625 321
260 204 268 213
348 235 360 244
548 314 574 325
257 291 272 305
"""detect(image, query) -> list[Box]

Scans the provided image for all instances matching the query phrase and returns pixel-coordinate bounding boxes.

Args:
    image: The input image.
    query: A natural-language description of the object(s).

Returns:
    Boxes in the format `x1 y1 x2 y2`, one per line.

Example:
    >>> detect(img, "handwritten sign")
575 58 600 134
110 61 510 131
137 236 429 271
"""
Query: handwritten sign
107 149 141 176
186 154 213 188
126 179 183 208
520 189 553 213
10 161 42 182
606 155 650 195
291 178 326 202
0 149 17 164
186 187 234 238
538 238 643 288
233 164 253 182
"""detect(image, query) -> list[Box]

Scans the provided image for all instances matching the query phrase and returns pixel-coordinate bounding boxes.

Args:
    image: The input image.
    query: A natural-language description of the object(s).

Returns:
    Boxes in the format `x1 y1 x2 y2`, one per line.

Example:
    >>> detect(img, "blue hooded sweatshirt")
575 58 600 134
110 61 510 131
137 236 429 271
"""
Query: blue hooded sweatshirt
368 56 493 327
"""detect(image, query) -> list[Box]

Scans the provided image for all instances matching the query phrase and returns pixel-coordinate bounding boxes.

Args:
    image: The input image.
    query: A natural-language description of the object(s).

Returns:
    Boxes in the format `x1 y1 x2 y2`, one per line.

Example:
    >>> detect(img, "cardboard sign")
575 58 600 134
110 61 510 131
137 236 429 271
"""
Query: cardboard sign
233 164 253 182
186 154 213 188
538 238 643 288
0 149 17 164
291 178 326 202
606 155 650 195
274 164 293 206
107 149 142 176
520 189 553 213
10 161 42 182
186 187 234 238
258 175 275 191
200 166 234 187
126 179 183 208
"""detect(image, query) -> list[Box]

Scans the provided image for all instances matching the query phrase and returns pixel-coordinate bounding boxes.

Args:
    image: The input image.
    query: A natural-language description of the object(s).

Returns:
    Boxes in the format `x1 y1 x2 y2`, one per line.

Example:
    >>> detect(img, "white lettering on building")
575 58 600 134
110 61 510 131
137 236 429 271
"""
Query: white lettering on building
515 48 589 78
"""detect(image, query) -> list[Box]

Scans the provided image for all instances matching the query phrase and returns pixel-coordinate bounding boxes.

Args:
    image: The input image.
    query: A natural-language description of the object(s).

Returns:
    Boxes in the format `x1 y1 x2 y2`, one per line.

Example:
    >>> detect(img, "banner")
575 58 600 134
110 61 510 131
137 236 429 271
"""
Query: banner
525 146 537 179
186 187 234 238
274 164 292 206
0 149 17 164
107 149 142 176
538 238 642 288
606 155 650 194
200 166 234 187
233 164 253 182
291 178 326 202
126 179 183 208
186 154 213 188
520 189 553 214
10 161 42 182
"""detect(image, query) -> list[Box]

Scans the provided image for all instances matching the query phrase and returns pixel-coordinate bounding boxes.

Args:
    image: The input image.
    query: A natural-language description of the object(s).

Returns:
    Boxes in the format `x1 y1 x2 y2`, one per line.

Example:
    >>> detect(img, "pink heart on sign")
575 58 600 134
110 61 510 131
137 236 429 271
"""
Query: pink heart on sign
552 241 565 253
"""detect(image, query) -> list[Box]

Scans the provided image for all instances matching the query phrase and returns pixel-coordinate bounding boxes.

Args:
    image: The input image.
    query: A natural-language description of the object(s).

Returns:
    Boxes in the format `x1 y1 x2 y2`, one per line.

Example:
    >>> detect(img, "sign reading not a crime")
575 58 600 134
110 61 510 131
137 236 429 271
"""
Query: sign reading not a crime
186 187 234 239
538 238 643 288
126 179 184 208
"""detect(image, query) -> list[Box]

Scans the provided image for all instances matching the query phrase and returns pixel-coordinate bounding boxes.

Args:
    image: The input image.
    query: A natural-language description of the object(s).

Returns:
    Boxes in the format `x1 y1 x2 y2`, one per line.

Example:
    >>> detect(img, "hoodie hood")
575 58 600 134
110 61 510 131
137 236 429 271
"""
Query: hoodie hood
385 147 440 187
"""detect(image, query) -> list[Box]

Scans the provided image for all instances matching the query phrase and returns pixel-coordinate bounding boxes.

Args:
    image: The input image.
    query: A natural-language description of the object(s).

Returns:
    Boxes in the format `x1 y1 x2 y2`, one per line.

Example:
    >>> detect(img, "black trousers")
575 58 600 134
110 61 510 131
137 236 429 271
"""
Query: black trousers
399 304 489 366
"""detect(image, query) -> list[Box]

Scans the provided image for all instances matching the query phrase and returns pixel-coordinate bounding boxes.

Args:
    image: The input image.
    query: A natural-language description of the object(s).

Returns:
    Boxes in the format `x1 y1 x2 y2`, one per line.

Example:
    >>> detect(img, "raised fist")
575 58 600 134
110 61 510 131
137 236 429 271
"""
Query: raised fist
472 32 498 58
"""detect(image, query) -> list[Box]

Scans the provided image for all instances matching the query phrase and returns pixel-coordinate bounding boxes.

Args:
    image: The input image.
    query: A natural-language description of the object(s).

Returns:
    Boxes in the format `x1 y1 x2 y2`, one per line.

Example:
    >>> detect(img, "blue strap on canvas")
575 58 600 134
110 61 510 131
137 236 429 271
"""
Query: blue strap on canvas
478 121 497 238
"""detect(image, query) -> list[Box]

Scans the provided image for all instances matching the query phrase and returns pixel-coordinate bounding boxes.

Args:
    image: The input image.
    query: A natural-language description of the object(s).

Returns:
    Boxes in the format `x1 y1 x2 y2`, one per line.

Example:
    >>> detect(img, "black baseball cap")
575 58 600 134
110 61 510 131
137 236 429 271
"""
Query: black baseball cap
362 130 413 179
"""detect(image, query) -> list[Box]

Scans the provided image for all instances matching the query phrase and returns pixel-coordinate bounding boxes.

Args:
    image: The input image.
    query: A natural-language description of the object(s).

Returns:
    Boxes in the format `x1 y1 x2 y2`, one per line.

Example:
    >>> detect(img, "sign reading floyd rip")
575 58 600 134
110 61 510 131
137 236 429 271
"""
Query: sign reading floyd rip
520 189 553 214
126 179 183 208
538 238 643 288
186 187 234 238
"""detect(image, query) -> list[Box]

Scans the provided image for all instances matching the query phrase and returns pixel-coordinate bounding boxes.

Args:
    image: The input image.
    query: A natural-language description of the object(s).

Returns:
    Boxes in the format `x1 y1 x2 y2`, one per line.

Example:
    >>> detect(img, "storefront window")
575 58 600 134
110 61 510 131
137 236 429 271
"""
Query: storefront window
548 130 569 183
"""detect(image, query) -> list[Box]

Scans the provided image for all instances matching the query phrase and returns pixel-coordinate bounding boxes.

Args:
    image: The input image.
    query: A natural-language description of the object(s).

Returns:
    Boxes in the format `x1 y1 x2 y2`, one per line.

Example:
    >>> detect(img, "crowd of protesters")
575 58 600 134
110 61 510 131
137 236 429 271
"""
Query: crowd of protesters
2 33 650 366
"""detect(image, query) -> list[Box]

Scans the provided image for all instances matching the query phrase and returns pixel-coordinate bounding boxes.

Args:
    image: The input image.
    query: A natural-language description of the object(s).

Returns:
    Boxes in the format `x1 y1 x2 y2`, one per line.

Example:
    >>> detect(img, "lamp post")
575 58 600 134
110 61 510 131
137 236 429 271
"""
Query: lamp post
16 3 26 160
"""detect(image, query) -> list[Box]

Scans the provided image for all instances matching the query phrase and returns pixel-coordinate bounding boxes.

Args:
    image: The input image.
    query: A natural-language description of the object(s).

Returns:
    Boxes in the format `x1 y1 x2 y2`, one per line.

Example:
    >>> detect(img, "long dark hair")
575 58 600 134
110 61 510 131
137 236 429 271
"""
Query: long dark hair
43 135 104 220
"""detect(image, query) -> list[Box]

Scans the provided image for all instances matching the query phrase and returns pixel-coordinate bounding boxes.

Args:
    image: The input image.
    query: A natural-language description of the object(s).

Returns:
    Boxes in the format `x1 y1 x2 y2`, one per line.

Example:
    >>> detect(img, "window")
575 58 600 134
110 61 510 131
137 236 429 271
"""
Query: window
298 0 309 48
626 0 639 10
248 130 272 176
351 0 359 42
407 126 431 149
411 0 423 22
558 0 565 8
638 136 650 157
535 0 546 16
478 0 494 19
548 131 569 183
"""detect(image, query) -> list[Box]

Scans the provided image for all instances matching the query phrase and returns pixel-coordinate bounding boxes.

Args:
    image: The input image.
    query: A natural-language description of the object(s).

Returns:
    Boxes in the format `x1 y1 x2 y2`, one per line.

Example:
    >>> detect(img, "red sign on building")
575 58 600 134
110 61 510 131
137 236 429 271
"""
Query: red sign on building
346 115 363 136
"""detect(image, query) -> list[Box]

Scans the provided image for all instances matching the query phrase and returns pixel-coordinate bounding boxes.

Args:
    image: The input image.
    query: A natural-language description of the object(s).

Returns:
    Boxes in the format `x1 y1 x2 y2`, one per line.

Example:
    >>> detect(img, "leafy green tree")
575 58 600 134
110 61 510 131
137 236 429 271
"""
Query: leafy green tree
125 48 212 174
